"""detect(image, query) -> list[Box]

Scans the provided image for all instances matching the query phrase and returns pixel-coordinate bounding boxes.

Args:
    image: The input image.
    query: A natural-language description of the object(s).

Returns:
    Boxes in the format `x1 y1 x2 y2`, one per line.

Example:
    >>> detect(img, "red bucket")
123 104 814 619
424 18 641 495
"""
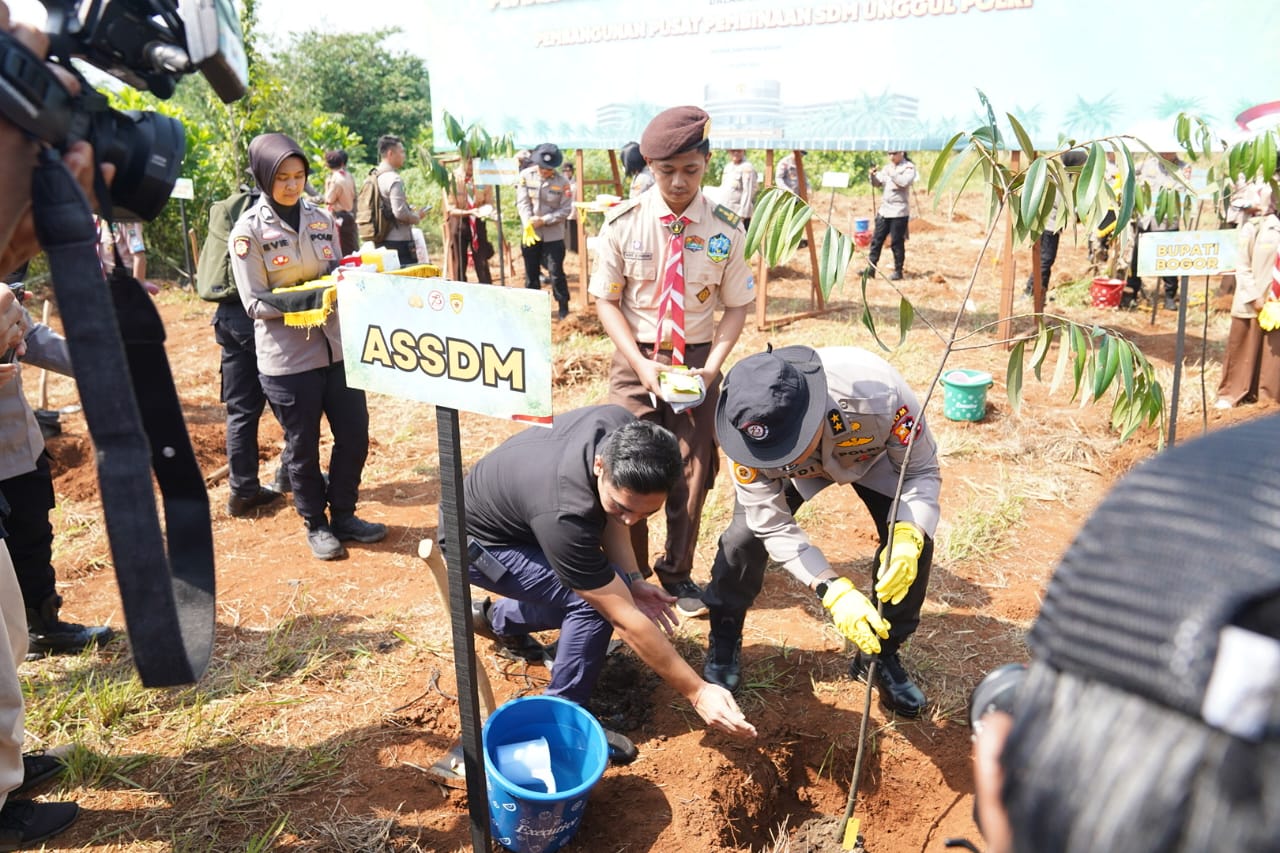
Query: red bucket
1090 277 1124 308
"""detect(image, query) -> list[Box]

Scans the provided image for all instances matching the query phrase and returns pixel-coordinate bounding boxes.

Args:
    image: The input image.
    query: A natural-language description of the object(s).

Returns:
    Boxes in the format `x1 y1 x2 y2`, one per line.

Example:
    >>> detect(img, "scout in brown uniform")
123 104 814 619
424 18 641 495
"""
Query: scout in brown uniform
590 106 755 618
443 156 495 283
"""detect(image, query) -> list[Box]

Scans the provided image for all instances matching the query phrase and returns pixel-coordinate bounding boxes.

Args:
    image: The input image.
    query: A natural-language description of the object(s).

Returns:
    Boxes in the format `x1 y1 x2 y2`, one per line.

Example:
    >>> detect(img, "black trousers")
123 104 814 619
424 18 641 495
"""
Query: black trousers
381 240 417 268
703 481 933 655
521 239 569 307
868 215 909 274
0 452 58 608
213 302 288 498
259 362 369 522
1030 229 1060 292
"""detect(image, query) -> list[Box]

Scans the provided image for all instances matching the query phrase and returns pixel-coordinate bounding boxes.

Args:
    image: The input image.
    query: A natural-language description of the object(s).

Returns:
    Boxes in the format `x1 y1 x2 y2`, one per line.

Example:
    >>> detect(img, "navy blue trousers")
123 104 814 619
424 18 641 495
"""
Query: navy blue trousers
474 542 618 706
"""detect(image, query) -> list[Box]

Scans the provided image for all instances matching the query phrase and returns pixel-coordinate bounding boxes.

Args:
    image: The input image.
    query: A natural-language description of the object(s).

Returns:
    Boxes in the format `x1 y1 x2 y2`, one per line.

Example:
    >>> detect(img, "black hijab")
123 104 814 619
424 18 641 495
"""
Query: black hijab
248 133 309 231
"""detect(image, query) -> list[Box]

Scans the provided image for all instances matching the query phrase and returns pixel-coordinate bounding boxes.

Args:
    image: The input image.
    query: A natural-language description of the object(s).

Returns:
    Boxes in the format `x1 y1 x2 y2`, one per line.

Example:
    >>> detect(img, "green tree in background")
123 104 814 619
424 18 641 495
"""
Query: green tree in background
280 29 431 162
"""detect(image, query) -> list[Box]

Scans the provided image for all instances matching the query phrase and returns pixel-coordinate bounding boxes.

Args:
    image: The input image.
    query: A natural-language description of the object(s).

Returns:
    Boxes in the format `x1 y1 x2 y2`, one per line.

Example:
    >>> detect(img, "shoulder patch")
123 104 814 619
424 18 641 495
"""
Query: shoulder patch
713 204 742 229
604 197 641 223
233 236 250 258
732 463 758 485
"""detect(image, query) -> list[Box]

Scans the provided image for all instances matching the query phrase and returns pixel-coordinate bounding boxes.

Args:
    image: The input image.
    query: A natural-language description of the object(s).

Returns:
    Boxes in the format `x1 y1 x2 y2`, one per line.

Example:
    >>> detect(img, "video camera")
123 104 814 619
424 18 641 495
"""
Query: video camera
0 0 248 221
968 662 1026 730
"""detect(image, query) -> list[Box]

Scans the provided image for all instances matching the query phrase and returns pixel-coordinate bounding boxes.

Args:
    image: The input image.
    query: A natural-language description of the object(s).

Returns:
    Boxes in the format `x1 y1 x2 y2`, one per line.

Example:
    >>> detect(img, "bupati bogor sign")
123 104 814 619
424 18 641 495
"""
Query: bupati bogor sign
338 273 554 424
1136 230 1239 278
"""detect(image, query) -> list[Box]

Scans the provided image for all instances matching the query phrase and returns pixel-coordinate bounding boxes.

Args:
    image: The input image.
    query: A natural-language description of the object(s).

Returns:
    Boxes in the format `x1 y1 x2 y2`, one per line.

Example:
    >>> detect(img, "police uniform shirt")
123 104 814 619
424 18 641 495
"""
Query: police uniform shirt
727 347 942 583
463 405 633 592
720 159 759 219
873 159 917 219
228 196 342 377
516 165 574 242
589 190 755 345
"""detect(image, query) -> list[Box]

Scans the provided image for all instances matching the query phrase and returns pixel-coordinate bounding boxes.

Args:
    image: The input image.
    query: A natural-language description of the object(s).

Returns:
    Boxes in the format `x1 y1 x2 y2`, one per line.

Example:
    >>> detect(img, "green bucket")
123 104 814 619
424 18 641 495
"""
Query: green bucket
941 369 993 422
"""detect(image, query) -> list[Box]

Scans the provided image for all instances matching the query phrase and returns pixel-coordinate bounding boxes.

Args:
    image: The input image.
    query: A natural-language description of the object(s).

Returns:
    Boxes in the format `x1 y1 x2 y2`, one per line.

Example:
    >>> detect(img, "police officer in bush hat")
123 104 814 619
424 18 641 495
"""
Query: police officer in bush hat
704 344 942 718
516 142 574 318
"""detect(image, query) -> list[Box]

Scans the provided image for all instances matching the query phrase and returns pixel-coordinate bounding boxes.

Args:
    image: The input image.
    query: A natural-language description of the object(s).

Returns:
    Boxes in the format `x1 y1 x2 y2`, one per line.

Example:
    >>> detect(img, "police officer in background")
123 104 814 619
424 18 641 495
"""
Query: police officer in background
719 149 759 231
516 143 574 319
590 106 755 619
229 133 384 560
705 345 941 718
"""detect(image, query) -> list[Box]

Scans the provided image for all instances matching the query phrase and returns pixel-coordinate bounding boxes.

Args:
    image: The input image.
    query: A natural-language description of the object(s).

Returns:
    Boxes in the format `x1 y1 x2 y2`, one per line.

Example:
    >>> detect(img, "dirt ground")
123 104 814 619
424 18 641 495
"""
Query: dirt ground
28 190 1273 852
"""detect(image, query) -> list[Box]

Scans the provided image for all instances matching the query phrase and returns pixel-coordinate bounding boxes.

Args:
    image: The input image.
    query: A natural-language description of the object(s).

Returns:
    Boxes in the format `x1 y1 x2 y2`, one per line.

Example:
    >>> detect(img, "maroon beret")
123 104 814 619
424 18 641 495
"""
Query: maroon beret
640 106 711 160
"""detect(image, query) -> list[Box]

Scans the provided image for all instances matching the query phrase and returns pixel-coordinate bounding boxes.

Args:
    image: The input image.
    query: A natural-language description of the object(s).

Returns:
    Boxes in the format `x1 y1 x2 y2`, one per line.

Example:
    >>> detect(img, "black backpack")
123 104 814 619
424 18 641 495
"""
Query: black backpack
196 189 258 303
356 165 395 244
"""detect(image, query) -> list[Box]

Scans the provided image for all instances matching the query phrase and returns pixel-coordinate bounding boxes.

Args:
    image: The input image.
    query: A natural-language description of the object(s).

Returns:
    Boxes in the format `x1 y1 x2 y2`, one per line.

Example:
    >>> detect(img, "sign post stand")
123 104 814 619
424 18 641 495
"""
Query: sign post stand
339 273 553 853
1136 228 1238 445
171 177 195 288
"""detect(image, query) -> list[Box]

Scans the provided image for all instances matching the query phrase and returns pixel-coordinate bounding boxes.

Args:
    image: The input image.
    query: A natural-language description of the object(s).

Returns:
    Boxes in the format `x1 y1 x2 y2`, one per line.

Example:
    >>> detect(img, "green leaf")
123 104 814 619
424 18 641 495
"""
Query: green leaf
1075 142 1106 219
818 226 853 300
1116 145 1137 233
1031 324 1054 380
1007 113 1037 163
860 274 890 350
1262 134 1277 184
1020 157 1049 231
1007 339 1026 414
1069 323 1088 402
1118 337 1135 399
1094 334 1121 401
897 296 915 347
928 132 966 193
745 188 784 259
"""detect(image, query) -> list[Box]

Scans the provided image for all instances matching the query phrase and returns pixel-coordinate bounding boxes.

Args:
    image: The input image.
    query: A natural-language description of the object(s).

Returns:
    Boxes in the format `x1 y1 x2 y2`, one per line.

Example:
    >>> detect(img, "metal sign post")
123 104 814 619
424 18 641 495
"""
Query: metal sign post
171 177 195 287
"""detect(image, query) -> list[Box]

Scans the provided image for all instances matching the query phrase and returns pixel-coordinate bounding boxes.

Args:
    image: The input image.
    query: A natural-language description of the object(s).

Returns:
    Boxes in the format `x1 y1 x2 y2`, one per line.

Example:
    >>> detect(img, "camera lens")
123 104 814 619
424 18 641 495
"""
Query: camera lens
969 662 1027 729
91 109 186 222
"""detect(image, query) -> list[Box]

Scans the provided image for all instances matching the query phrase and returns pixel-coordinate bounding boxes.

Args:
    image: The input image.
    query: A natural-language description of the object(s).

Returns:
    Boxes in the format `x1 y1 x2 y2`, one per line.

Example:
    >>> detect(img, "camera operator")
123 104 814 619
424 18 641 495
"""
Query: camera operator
0 4 116 846
966 414 1280 853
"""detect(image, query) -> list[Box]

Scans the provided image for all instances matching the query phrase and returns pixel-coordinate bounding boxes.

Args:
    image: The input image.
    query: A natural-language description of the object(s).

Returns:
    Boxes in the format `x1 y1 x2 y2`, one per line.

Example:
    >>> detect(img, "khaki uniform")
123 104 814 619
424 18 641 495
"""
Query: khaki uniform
706 347 940 653
444 170 495 283
516 166 574 241
872 159 916 218
228 197 342 377
589 190 755 586
720 159 759 220
590 190 755 344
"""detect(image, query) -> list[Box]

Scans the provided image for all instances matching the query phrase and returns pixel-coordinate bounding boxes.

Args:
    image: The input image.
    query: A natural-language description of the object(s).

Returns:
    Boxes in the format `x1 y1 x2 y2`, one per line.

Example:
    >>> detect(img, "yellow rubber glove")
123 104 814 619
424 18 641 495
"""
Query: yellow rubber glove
1259 300 1280 332
874 522 924 606
522 222 541 246
822 577 890 655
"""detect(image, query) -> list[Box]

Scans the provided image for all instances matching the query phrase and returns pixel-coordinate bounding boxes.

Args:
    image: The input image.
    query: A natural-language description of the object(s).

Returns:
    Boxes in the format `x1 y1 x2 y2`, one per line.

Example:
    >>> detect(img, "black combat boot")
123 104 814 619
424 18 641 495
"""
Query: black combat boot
702 612 745 693
26 594 114 660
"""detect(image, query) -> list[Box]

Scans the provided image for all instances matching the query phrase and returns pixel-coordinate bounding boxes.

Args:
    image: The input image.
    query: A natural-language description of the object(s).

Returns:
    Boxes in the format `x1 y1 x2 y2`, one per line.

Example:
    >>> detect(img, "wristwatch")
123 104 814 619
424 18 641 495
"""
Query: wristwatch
814 580 830 602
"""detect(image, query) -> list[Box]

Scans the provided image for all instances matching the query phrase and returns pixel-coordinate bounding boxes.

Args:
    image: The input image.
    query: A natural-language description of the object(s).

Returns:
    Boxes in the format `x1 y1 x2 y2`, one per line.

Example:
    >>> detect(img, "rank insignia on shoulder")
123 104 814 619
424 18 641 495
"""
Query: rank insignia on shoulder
827 408 846 434
604 198 640 222
713 204 741 228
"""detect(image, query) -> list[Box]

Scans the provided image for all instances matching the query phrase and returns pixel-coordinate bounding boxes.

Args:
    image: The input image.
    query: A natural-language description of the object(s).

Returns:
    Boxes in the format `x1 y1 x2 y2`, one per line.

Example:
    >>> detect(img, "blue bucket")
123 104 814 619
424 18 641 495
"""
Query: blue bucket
483 696 608 853
941 369 993 422
854 217 871 233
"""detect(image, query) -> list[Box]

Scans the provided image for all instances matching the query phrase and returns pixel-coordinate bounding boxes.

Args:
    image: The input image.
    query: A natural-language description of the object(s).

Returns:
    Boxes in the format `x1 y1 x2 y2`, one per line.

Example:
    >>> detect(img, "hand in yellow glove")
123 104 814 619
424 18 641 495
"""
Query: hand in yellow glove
822 577 890 655
1259 300 1280 332
874 522 924 606
522 222 541 247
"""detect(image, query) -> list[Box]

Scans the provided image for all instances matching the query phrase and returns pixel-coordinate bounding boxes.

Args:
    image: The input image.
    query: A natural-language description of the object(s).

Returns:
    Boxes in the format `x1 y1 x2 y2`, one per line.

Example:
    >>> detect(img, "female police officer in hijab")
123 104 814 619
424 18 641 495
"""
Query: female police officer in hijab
229 133 386 560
